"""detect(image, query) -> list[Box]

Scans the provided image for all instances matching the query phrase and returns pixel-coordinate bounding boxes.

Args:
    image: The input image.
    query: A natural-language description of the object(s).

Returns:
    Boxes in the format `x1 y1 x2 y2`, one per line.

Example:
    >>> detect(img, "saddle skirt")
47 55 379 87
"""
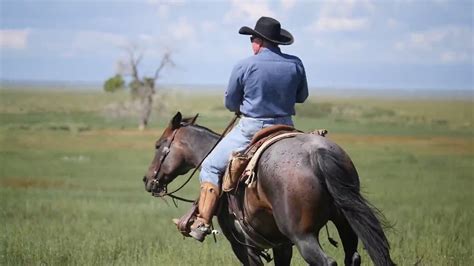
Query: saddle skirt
222 125 302 192
249 124 296 146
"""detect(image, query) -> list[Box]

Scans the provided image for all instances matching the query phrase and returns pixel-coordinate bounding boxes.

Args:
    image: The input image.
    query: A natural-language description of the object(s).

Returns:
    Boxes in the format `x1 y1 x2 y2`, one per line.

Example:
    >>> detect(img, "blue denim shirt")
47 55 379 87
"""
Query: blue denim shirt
224 46 308 118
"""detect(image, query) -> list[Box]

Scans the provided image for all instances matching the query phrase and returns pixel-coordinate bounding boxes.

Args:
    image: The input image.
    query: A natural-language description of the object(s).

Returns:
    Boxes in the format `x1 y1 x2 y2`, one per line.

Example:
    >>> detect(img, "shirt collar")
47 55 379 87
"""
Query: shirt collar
258 46 281 55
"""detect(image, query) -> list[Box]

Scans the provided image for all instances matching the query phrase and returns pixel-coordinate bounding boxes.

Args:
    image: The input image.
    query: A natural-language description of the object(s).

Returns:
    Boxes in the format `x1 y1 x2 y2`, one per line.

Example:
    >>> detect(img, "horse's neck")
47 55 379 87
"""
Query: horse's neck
185 125 220 167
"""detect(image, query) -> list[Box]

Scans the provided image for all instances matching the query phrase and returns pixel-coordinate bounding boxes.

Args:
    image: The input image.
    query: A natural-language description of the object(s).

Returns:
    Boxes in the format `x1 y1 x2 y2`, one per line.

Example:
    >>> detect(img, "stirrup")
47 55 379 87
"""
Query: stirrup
189 224 211 242
172 202 198 237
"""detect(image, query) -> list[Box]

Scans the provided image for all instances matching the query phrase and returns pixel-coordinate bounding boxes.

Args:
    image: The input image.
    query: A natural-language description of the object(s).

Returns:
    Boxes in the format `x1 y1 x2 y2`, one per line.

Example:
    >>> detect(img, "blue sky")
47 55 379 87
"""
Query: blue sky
0 0 472 90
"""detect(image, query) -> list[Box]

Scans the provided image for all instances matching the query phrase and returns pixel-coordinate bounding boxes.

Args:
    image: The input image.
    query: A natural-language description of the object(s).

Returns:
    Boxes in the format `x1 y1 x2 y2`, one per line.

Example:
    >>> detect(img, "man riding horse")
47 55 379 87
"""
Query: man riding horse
179 16 309 242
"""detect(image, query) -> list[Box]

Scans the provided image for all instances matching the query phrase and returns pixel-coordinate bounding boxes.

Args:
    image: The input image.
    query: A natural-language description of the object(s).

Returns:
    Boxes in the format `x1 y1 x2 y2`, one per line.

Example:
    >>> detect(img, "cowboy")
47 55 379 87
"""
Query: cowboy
183 16 308 242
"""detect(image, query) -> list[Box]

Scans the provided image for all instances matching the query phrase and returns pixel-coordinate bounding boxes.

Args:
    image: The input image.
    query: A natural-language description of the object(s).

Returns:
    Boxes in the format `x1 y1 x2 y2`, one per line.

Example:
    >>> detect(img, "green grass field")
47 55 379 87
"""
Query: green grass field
1 87 472 265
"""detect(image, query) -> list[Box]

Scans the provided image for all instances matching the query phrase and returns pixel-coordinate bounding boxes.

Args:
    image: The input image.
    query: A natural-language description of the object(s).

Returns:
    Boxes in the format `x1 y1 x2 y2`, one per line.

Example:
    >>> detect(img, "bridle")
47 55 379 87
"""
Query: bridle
148 114 240 204
149 128 180 197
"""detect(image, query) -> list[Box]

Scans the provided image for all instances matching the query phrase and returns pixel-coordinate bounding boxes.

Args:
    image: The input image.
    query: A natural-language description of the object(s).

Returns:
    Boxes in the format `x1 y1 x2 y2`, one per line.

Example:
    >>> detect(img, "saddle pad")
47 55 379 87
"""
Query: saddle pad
243 132 303 187
250 124 296 146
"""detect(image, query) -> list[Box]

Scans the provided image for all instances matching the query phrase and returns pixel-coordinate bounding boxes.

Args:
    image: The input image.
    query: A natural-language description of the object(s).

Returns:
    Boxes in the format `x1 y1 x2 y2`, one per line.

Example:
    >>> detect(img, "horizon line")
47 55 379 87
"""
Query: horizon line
1 79 473 92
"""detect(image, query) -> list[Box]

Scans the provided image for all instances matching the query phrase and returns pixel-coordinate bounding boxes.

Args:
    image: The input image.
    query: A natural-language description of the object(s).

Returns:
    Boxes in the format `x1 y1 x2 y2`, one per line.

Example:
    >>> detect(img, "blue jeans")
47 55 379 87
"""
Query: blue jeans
199 116 294 186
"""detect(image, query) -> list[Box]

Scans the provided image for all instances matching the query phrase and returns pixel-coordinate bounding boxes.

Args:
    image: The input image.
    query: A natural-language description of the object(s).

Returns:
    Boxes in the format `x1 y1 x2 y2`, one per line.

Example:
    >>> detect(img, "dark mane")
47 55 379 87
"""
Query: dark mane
188 124 220 137
180 117 220 137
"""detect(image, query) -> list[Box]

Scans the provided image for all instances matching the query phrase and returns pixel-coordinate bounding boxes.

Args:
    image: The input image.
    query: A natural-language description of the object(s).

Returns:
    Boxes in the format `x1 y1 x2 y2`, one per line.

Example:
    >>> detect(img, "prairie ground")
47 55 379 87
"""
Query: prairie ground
0 87 472 265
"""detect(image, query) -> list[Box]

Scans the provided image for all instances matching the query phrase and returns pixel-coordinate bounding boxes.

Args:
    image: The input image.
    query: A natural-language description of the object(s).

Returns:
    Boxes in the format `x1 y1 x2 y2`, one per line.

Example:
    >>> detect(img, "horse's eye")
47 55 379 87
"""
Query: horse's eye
155 139 166 149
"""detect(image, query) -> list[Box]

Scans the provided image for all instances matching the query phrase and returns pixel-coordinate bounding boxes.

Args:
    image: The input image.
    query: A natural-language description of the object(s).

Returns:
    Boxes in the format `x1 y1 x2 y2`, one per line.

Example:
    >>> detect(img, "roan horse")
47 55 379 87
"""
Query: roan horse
143 112 395 266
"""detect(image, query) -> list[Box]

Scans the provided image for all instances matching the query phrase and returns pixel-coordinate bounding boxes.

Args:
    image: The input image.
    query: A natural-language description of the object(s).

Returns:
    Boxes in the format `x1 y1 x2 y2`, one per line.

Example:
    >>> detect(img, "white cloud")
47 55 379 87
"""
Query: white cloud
61 30 129 57
135 34 167 57
314 39 366 52
395 26 473 63
157 5 170 19
200 20 217 33
169 17 195 41
396 26 472 51
0 29 30 49
224 43 248 59
307 0 374 33
148 0 186 19
73 31 128 49
308 17 369 32
281 0 296 10
138 34 154 43
319 0 375 18
147 0 186 6
440 51 469 63
224 0 275 23
387 18 401 29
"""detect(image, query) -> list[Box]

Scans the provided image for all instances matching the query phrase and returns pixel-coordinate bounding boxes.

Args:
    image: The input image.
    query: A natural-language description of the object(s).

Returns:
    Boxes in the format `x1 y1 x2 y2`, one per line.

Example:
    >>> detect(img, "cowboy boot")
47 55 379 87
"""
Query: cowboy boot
188 182 220 242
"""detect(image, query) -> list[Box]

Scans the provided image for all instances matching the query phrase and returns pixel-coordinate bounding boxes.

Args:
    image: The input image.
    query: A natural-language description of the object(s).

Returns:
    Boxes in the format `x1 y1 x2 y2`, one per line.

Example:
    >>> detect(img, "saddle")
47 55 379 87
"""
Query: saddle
222 125 328 192
249 125 296 146
222 125 302 192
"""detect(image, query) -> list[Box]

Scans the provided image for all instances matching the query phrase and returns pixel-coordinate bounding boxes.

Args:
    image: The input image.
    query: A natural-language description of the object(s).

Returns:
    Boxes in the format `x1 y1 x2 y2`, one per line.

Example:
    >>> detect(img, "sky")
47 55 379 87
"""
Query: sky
0 0 473 90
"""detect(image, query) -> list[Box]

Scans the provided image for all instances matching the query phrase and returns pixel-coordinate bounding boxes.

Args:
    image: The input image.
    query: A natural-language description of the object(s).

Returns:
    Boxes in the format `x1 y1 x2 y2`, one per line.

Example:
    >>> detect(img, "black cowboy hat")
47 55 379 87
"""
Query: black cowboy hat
239 16 294 45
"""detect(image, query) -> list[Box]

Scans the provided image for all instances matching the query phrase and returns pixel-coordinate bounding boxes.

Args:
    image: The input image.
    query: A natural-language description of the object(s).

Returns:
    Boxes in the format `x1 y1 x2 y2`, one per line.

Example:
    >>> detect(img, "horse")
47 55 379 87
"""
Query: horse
142 112 395 266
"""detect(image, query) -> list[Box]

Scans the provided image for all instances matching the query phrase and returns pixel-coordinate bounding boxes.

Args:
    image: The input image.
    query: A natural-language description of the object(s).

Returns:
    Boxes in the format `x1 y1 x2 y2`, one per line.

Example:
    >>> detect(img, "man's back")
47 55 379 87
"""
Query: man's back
225 46 308 118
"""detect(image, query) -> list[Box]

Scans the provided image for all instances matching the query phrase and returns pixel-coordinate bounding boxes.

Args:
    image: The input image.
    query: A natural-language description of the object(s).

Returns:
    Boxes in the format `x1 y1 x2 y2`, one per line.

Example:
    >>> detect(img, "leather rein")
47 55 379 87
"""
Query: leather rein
150 114 240 203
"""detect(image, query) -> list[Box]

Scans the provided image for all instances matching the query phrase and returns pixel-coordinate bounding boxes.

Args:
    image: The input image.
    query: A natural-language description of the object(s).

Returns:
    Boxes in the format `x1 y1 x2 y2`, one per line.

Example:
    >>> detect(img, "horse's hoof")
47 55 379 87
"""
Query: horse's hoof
189 228 206 242
352 252 361 266
327 258 338 266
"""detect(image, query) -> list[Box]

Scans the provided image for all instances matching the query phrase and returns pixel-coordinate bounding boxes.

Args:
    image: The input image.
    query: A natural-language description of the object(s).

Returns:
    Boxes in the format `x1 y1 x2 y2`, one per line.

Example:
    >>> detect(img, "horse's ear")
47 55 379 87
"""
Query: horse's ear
190 113 199 124
170 112 182 129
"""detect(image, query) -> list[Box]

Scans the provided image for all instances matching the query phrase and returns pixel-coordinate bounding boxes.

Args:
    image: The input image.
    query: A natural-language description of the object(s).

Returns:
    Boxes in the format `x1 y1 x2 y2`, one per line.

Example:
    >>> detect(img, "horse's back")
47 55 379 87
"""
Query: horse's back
258 133 349 175
295 133 348 155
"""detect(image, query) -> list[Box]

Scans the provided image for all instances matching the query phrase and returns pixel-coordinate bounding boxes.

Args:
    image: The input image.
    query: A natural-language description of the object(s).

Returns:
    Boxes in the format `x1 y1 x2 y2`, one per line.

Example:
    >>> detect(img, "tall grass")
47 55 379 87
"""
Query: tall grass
0 88 472 265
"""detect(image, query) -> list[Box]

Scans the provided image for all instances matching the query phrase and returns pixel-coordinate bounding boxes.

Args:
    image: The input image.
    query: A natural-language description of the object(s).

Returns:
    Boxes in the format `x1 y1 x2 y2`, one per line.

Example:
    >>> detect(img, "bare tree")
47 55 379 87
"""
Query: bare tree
105 45 174 130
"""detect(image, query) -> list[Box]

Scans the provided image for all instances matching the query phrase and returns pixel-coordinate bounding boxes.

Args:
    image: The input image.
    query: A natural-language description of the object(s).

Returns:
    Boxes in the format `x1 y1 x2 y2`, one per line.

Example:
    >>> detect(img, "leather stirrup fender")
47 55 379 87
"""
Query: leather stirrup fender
196 182 220 224
175 201 198 237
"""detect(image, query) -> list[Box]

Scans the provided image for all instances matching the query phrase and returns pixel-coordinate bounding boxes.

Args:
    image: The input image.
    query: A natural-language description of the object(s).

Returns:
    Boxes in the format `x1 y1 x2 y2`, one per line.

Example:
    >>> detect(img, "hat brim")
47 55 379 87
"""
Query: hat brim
239 26 294 45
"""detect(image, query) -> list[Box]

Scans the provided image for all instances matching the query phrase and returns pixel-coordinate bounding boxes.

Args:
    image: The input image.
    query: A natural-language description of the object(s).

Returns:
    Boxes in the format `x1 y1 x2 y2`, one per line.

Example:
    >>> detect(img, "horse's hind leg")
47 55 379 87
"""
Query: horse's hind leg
293 233 337 266
332 214 361 266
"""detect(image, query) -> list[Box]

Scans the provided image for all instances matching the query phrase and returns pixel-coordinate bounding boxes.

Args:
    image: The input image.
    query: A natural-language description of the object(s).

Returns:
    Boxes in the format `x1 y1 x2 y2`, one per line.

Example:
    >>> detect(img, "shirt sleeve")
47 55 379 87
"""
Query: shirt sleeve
296 63 309 103
224 63 244 112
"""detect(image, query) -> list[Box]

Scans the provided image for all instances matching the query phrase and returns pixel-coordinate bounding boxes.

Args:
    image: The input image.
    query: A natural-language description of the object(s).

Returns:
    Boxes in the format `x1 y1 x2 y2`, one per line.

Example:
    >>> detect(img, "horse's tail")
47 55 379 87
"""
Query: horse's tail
314 148 395 266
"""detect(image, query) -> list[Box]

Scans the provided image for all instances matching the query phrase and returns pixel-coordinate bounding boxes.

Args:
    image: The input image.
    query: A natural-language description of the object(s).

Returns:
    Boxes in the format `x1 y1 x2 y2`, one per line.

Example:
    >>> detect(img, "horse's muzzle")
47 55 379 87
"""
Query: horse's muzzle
144 176 154 192
144 177 167 196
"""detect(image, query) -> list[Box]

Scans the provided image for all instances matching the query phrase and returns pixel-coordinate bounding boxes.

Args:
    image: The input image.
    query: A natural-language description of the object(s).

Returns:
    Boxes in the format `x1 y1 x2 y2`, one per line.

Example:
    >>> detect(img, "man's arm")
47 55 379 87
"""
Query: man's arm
224 64 244 112
296 64 309 103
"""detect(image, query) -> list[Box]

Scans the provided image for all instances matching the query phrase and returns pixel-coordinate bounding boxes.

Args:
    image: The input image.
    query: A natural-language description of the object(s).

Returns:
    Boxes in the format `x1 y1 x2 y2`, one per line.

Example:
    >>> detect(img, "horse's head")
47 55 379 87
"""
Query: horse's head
142 111 199 196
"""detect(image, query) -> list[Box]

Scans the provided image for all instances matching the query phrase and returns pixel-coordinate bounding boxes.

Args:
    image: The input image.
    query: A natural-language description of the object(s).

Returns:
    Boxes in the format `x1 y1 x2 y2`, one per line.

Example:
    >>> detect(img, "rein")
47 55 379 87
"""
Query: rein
153 114 240 203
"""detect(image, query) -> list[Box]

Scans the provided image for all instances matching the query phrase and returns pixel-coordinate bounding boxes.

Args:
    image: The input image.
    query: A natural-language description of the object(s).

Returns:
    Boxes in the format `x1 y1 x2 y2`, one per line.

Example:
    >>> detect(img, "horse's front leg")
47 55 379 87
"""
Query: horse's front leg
227 236 263 266
273 243 293 266
217 210 263 265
